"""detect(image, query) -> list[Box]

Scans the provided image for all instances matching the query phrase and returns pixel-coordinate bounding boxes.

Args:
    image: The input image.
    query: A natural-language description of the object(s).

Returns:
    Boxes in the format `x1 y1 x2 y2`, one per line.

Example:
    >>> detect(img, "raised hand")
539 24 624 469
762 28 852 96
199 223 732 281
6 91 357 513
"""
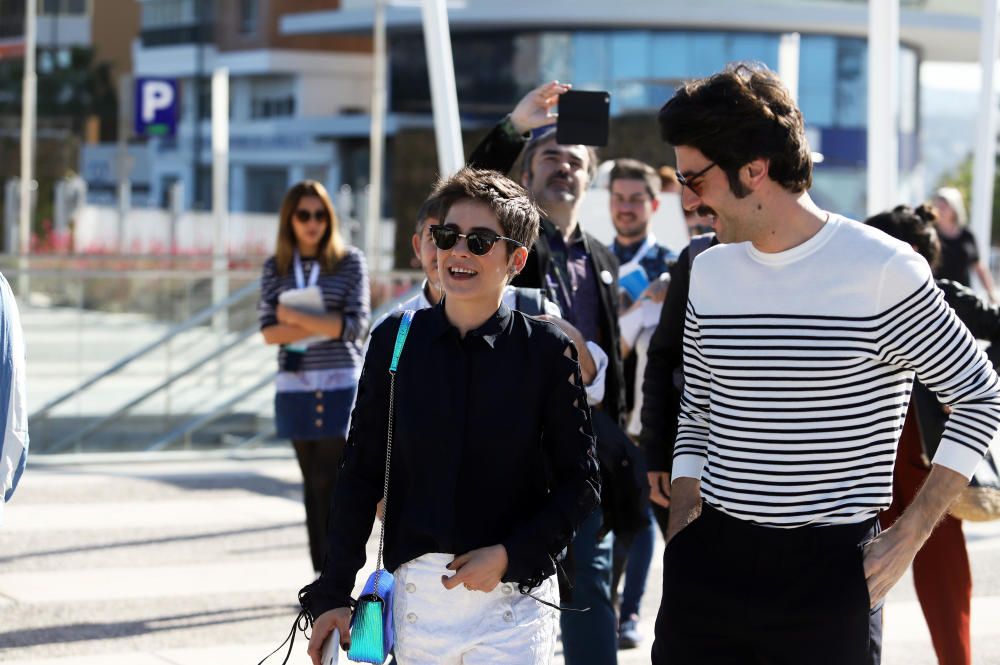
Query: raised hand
510 81 573 134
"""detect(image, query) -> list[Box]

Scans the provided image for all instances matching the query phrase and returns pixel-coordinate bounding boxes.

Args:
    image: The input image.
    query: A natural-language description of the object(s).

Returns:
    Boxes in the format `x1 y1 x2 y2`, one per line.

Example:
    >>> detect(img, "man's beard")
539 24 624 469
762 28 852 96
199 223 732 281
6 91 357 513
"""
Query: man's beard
534 173 578 204
614 220 648 239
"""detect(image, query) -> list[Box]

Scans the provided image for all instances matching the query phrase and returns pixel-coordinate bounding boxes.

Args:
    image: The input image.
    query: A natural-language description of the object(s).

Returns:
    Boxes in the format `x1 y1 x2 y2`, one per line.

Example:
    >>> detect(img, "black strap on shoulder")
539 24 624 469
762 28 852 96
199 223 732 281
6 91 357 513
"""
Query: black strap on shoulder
514 287 546 316
688 233 716 269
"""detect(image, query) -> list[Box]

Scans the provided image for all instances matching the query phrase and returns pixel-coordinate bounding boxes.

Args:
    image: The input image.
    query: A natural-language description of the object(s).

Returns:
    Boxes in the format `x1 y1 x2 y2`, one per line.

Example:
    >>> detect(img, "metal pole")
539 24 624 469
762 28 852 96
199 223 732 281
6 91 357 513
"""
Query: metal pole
18 0 37 298
117 74 133 252
420 0 464 177
972 0 1000 258
866 0 900 216
778 33 800 103
368 0 387 272
211 68 230 337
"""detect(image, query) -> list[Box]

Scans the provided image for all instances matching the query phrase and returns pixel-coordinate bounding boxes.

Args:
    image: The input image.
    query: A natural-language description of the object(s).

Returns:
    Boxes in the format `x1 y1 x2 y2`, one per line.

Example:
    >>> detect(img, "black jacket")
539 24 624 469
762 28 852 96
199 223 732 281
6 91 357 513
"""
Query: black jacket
302 305 601 616
913 279 1000 459
468 122 627 424
639 236 719 472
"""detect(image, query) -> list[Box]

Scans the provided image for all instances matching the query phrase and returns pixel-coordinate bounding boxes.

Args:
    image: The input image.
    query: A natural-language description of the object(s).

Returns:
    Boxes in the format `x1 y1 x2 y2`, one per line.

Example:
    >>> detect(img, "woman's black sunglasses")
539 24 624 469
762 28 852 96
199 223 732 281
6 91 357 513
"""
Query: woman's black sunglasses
294 209 329 223
429 224 524 256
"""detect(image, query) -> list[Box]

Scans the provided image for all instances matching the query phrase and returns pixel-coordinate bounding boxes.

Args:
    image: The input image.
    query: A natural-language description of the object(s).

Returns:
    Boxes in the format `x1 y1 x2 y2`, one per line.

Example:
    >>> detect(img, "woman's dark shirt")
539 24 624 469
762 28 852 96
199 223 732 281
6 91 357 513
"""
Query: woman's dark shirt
936 227 979 286
305 303 602 615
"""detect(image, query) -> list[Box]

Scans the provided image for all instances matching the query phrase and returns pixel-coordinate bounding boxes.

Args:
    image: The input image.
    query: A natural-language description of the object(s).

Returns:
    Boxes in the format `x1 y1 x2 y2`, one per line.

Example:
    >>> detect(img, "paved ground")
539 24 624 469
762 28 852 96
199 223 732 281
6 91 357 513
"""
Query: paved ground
2 452 1000 664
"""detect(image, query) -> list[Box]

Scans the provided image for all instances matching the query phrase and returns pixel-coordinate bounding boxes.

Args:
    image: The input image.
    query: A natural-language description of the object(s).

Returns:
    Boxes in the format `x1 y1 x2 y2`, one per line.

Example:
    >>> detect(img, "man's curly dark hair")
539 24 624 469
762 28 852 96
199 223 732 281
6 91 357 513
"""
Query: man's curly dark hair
658 62 812 196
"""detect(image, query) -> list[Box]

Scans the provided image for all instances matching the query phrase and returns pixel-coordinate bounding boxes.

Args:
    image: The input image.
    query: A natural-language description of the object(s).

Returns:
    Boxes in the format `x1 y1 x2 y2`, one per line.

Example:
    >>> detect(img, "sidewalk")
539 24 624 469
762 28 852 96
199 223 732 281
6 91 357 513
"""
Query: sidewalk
2 454 999 664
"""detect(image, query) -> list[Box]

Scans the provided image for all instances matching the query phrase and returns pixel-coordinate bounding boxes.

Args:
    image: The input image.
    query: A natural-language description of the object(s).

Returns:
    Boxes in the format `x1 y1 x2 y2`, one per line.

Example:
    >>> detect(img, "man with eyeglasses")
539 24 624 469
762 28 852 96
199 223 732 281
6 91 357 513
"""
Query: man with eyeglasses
649 63 1000 665
469 81 628 665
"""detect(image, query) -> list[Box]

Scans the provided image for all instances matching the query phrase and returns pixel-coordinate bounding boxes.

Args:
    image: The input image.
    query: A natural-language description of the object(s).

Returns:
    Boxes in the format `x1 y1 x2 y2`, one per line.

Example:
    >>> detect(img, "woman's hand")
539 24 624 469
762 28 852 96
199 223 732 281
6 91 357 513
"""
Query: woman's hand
440 545 509 593
306 607 352 665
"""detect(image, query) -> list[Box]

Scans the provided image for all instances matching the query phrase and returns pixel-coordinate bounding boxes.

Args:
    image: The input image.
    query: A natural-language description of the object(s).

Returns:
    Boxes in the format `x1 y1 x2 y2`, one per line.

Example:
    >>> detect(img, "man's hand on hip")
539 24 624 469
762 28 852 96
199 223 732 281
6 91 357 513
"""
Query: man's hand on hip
863 463 969 608
665 477 701 544
648 471 671 508
861 524 922 609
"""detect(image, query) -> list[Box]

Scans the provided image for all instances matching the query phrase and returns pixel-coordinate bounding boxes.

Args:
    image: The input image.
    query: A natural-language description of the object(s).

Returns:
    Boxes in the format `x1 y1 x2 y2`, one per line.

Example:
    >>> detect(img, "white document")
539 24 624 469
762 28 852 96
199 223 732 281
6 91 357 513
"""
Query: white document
321 628 340 664
278 285 329 348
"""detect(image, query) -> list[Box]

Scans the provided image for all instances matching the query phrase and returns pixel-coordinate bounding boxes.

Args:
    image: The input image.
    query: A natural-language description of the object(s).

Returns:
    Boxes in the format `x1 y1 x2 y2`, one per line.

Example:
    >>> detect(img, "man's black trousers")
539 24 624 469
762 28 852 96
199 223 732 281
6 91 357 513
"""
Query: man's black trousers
651 503 883 665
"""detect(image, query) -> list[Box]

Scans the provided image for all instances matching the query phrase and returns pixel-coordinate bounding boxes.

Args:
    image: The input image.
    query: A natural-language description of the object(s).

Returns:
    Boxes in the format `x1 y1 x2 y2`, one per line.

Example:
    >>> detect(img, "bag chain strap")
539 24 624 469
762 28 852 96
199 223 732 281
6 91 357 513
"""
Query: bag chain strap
371 309 411 592
372 371 394 592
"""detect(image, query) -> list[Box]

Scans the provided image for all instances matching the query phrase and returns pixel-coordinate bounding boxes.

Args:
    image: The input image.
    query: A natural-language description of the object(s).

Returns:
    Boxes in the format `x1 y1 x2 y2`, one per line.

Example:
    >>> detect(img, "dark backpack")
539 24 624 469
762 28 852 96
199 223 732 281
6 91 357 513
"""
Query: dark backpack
590 408 649 538
513 287 547 316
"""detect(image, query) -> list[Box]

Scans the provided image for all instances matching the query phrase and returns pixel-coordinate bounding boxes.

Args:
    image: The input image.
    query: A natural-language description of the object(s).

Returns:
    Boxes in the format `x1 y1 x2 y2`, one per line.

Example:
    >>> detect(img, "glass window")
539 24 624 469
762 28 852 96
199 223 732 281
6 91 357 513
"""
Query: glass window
571 32 610 91
539 33 573 85
728 33 779 69
798 36 836 127
610 31 651 113
835 38 867 128
42 0 87 15
245 167 289 214
688 33 728 78
651 32 690 81
239 0 258 35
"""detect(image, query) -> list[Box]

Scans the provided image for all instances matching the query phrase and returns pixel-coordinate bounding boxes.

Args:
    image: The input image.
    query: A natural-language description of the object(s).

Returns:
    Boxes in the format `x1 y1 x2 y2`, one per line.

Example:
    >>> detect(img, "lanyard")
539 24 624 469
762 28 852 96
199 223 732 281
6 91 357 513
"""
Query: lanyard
613 233 658 273
293 251 320 289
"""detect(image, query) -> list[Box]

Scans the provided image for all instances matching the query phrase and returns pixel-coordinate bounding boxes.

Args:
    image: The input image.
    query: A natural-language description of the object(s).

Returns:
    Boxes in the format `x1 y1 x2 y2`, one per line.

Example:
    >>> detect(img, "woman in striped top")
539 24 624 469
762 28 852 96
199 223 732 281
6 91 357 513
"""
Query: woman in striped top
258 180 370 573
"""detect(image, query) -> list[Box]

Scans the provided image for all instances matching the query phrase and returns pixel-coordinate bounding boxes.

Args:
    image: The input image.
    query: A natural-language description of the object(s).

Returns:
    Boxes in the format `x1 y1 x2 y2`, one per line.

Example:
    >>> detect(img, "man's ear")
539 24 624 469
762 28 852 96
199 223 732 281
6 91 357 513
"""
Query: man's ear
743 158 770 190
520 165 531 189
650 197 660 213
411 233 421 260
510 245 529 274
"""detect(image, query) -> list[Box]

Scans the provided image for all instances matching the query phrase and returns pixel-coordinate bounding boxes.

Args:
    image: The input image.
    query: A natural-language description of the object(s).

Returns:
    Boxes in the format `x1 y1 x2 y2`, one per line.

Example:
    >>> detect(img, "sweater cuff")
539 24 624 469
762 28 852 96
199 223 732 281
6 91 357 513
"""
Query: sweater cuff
501 535 554 590
300 576 354 619
931 440 990 480
500 114 529 141
670 453 706 481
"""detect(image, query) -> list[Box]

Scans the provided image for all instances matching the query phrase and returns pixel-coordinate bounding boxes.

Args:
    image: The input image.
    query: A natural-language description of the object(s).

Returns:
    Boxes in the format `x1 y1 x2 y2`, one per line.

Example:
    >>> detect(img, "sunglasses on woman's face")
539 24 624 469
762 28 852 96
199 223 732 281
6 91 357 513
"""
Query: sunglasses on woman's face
294 209 328 224
429 224 524 256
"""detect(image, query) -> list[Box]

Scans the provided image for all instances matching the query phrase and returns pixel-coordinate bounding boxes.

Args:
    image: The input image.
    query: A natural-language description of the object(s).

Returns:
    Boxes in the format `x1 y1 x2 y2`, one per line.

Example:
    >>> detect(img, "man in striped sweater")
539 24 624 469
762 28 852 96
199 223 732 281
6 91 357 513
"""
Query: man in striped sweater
650 63 1000 665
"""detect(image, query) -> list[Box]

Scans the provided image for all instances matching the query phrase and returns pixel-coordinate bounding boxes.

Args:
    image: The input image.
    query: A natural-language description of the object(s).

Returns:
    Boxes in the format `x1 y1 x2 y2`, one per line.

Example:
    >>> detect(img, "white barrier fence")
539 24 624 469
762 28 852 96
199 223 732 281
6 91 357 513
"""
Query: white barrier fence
68 205 394 269
72 206 278 256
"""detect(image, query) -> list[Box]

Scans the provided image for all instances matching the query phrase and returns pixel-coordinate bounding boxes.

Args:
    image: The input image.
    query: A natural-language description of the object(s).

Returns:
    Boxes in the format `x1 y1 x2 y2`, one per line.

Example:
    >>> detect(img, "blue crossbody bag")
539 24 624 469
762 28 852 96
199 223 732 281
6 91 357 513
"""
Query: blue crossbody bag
347 309 414 663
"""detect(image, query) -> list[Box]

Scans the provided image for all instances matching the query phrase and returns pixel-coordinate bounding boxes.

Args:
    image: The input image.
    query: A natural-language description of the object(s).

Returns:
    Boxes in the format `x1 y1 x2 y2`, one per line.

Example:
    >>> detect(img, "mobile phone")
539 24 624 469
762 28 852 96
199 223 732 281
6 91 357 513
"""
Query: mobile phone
321 628 340 665
556 90 611 147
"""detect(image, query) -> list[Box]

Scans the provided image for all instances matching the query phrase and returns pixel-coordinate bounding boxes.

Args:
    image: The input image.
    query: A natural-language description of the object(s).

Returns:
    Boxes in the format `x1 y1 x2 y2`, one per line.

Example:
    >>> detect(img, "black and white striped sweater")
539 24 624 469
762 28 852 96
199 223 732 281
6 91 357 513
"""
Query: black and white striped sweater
673 215 1000 527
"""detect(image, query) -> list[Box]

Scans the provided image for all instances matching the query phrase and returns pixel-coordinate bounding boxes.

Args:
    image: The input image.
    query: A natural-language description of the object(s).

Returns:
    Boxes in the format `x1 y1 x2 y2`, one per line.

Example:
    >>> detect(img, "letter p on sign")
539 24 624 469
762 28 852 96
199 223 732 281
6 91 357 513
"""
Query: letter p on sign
135 78 179 138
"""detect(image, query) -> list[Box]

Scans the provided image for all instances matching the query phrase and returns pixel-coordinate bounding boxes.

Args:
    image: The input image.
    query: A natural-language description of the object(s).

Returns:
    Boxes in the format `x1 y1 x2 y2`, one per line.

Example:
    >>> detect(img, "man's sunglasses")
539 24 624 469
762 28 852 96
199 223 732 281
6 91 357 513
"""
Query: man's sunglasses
294 209 329 223
429 224 524 256
676 162 717 195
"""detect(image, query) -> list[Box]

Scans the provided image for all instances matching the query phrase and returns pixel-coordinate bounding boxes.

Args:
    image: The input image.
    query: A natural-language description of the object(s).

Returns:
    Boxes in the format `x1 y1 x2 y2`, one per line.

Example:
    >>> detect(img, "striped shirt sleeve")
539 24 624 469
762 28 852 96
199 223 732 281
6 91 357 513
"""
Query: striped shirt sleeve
0 273 27 519
672 299 712 480
337 249 370 343
257 257 279 330
876 252 1000 478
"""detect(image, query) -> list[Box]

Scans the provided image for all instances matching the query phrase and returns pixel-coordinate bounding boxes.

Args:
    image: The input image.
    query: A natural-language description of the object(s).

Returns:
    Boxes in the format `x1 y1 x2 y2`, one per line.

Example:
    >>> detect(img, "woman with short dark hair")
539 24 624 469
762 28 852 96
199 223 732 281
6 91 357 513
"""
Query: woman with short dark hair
301 168 601 665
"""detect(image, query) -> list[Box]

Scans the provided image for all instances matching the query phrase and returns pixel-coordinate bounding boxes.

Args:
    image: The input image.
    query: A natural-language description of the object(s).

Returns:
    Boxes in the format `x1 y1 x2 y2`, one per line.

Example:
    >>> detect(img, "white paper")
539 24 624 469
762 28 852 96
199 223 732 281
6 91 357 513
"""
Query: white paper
279 285 329 348
321 628 340 665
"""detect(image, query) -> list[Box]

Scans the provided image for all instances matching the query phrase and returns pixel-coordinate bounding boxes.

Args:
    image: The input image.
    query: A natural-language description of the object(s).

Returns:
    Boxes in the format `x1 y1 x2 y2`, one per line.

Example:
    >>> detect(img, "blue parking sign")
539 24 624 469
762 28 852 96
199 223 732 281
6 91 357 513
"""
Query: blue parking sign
135 78 179 137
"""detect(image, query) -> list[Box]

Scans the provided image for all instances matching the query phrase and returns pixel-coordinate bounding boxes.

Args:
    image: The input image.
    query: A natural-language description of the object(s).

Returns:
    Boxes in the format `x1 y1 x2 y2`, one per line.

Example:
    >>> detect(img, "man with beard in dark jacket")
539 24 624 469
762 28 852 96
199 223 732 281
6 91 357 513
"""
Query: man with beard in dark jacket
469 81 626 665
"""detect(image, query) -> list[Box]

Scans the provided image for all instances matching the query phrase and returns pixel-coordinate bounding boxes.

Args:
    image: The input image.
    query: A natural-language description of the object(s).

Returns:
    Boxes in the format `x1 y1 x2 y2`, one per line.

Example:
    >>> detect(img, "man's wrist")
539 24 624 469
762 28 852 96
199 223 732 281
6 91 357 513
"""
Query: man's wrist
501 114 529 140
